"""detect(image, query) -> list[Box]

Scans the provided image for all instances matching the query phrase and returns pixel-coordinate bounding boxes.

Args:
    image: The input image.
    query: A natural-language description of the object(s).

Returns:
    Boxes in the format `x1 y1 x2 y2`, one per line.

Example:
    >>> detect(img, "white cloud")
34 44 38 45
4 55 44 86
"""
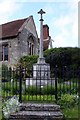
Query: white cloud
53 16 72 29
0 0 78 48
43 4 54 15
0 0 22 24
16 0 79 3
49 2 78 47
72 18 78 39
53 35 67 47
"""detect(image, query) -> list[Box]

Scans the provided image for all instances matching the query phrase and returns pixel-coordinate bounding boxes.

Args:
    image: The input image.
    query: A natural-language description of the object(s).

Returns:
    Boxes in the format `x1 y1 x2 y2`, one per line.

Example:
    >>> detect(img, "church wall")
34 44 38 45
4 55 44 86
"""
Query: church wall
0 37 20 67
23 16 39 55
19 27 39 56
19 28 30 56
9 37 20 66
0 16 39 67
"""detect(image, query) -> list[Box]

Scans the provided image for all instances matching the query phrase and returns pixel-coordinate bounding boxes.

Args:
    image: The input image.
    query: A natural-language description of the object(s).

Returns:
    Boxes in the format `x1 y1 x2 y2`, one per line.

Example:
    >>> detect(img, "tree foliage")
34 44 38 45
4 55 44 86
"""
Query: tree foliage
19 47 80 69
19 55 38 69
44 47 80 78
19 47 80 78
44 47 80 69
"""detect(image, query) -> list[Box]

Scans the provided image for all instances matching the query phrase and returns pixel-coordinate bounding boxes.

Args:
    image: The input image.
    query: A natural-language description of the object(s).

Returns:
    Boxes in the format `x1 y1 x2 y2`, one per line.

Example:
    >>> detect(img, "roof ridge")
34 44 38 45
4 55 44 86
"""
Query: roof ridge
0 16 33 39
1 15 33 26
1 18 27 26
18 16 33 32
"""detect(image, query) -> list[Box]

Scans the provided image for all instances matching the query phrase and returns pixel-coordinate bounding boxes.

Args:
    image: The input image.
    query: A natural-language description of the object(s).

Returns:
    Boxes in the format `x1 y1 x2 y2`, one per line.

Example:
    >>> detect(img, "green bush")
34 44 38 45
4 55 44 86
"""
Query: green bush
57 94 78 108
44 47 80 78
44 47 80 68
20 55 38 69
16 55 38 77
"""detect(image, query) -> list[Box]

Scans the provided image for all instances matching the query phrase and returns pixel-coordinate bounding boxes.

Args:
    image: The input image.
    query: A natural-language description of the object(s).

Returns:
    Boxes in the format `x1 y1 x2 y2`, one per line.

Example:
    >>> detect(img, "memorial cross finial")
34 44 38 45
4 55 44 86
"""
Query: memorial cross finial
38 9 45 21
37 9 46 61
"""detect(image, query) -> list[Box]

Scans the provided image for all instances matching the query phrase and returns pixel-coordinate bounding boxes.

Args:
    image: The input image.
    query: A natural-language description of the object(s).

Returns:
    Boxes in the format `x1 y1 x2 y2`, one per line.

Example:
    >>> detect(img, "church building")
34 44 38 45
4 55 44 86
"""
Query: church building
0 16 52 67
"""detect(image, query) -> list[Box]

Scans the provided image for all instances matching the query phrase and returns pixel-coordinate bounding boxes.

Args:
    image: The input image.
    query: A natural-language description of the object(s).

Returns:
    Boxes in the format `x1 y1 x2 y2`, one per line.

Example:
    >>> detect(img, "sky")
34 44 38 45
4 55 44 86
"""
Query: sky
0 0 79 48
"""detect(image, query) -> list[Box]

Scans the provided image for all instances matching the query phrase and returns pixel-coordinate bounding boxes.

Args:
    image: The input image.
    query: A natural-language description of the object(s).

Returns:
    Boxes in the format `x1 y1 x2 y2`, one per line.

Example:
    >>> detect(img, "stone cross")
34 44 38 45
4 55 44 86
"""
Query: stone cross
38 9 45 59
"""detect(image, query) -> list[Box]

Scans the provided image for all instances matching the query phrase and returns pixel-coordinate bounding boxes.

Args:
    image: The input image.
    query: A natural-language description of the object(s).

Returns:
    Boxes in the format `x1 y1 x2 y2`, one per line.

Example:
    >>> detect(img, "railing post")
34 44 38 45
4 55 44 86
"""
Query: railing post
55 65 58 102
19 65 22 103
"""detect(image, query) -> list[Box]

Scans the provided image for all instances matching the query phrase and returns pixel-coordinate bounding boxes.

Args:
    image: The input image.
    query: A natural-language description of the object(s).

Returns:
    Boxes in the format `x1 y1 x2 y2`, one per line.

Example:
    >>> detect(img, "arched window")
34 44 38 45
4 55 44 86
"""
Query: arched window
27 35 34 55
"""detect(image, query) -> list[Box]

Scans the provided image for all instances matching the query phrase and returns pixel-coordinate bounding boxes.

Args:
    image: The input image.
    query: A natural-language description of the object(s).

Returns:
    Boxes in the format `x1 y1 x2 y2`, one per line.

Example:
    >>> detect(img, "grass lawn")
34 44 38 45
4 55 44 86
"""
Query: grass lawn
0 100 2 120
61 105 79 119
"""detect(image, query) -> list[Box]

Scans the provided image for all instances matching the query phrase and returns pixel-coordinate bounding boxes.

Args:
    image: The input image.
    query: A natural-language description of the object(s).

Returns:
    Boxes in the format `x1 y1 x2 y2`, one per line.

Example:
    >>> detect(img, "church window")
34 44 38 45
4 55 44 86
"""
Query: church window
28 36 34 55
0 44 8 61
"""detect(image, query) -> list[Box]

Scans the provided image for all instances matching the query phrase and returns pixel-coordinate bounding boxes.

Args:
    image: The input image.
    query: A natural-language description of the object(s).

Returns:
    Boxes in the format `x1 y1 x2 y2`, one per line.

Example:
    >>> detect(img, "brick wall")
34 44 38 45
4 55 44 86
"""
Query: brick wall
43 25 49 39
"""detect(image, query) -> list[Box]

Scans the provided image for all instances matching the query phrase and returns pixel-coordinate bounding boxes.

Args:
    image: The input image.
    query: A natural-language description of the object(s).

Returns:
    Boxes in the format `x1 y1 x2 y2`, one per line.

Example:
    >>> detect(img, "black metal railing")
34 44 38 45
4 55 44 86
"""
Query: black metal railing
1 65 79 103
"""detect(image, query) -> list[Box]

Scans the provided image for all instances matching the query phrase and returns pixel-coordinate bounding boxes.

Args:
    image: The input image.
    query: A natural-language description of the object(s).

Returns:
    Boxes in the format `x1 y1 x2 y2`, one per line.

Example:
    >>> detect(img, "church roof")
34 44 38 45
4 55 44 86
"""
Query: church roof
0 17 50 50
0 17 29 39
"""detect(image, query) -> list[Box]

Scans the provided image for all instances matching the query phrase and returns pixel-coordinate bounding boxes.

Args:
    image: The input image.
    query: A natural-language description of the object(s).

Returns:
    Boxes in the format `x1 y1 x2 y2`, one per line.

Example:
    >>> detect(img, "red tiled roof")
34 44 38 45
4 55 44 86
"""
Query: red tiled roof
0 18 27 39
0 17 50 50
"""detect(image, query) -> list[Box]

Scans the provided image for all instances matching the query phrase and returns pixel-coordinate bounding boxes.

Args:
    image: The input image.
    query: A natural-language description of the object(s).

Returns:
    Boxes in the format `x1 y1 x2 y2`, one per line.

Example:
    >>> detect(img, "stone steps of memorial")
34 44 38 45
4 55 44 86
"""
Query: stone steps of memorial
9 103 63 120
9 111 63 120
20 103 60 111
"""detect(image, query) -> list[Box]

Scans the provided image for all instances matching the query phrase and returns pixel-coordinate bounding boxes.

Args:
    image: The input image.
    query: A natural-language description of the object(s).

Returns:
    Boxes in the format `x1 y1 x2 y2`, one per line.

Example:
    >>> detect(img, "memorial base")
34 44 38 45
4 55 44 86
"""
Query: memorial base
33 57 50 79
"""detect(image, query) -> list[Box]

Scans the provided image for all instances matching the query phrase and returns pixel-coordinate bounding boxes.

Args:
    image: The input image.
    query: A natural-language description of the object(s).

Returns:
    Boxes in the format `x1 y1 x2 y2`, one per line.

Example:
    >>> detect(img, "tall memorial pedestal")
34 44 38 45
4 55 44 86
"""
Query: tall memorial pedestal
33 58 50 79
33 9 51 85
